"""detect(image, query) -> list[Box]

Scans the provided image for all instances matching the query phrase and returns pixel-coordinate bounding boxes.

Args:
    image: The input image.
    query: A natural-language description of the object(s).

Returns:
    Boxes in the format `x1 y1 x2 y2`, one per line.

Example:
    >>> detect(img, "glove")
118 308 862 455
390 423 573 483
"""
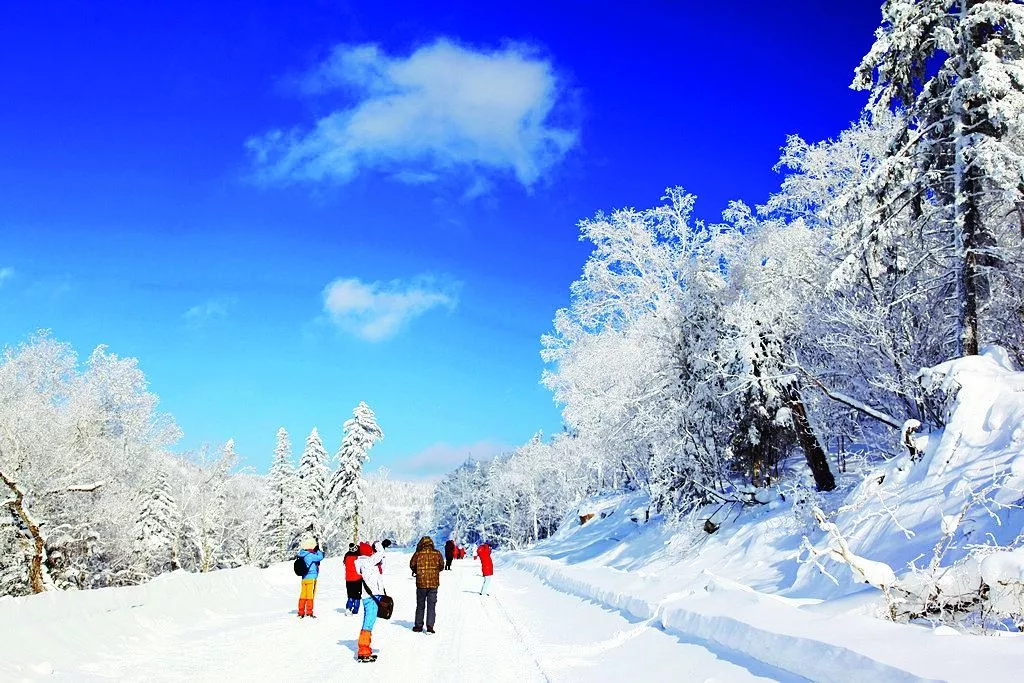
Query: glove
411 570 417 577
381 539 392 549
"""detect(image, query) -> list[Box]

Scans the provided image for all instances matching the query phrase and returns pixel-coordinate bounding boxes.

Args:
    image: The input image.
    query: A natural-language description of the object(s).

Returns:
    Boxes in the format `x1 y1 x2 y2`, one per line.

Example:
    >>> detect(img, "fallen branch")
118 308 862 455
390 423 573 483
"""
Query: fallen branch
45 481 105 495
798 369 903 430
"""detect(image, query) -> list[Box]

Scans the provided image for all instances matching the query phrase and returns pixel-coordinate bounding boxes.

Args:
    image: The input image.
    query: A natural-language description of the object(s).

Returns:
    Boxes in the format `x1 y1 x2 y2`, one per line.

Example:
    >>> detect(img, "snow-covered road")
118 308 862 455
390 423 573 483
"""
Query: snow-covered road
2 552 797 682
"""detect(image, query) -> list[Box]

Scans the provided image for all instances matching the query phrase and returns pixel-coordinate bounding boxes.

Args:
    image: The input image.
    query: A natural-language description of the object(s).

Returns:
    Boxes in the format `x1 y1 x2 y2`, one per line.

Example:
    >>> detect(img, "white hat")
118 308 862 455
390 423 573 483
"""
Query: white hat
300 535 316 551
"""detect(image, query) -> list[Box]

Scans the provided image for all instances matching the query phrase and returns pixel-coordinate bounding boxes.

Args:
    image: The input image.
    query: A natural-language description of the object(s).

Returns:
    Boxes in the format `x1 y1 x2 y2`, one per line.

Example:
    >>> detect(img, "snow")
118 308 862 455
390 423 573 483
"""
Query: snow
981 549 1024 585
0 551 787 682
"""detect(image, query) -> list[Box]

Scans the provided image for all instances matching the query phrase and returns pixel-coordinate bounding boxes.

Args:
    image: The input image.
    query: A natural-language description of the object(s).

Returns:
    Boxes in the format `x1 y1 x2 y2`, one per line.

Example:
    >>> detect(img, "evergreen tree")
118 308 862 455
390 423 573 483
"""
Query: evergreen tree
133 464 180 579
297 428 329 538
854 0 1024 355
260 427 299 563
331 402 383 542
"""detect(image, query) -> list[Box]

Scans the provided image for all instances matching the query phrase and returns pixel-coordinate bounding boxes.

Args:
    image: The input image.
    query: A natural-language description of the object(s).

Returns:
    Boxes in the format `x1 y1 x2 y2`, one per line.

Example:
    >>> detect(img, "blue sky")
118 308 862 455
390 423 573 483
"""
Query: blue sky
0 1 883 478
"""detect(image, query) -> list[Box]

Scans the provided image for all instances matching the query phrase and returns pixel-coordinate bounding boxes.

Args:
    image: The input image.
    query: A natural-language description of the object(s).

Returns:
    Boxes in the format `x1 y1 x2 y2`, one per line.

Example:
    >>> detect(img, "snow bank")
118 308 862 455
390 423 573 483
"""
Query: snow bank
794 351 1024 597
510 352 1024 682
0 561 295 679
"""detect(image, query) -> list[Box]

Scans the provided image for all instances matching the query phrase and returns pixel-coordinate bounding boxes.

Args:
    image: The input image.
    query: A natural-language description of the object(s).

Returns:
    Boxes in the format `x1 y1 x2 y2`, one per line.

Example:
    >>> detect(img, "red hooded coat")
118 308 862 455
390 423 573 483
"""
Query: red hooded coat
477 543 493 577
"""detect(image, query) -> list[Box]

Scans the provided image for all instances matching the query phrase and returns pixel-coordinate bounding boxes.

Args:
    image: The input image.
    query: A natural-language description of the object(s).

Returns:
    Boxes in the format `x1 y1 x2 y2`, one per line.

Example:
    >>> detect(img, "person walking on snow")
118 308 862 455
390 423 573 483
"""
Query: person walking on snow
354 539 391 662
296 535 324 618
444 538 455 571
409 536 445 633
475 541 493 595
344 542 361 615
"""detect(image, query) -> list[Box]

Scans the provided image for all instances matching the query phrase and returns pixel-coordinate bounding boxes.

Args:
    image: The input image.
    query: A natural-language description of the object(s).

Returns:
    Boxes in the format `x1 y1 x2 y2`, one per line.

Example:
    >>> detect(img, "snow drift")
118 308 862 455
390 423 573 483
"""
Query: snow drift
512 351 1024 682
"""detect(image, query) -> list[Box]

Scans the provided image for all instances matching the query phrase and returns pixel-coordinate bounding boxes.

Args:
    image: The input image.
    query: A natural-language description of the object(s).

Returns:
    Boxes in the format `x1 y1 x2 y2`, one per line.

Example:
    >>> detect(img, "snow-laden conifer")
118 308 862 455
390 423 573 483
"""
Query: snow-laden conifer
260 427 300 563
853 0 1024 356
297 428 329 538
331 402 383 542
133 464 179 578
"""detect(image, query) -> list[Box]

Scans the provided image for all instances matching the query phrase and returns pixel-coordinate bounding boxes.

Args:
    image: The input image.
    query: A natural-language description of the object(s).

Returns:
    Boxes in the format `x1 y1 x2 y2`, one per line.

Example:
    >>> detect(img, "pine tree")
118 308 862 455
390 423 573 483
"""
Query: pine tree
260 427 299 564
853 0 1024 355
297 428 329 538
331 402 384 542
133 464 180 579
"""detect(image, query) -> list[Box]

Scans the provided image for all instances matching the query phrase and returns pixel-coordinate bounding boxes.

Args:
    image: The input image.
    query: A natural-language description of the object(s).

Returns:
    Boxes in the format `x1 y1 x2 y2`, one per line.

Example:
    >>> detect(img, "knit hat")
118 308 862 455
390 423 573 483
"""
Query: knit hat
358 541 373 556
348 542 357 551
417 536 434 550
300 534 317 551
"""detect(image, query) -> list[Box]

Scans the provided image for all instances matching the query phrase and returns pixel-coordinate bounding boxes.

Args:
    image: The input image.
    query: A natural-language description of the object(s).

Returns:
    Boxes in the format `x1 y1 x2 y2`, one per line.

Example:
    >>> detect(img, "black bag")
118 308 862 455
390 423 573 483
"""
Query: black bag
293 555 307 577
362 578 394 620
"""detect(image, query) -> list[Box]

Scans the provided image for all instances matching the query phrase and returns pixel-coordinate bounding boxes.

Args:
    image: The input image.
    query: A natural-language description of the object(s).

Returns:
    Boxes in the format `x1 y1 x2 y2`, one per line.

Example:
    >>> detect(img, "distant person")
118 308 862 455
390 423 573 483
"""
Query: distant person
444 538 456 571
409 536 445 633
475 541 493 595
354 540 391 662
296 534 324 618
344 542 361 615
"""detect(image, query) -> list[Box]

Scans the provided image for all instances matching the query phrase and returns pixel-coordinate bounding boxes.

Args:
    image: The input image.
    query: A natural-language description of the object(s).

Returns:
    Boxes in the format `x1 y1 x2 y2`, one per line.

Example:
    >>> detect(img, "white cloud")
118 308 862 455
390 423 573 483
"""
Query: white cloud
0 267 13 284
322 276 457 341
248 39 578 189
184 297 235 328
388 440 508 479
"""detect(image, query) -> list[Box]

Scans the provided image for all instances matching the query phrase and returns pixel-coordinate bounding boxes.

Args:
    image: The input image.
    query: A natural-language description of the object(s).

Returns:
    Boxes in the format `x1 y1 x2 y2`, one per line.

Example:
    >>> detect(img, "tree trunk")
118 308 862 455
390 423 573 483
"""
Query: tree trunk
0 468 52 593
960 166 983 356
352 501 360 544
784 387 836 492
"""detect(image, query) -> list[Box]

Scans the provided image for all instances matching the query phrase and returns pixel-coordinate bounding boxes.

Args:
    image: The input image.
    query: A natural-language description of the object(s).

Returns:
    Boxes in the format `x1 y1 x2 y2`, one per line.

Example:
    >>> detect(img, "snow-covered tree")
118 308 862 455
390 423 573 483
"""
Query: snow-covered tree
297 428 330 538
359 469 435 546
198 440 236 572
0 507 30 596
132 463 179 579
0 333 179 592
330 402 383 542
260 427 300 564
853 0 1024 356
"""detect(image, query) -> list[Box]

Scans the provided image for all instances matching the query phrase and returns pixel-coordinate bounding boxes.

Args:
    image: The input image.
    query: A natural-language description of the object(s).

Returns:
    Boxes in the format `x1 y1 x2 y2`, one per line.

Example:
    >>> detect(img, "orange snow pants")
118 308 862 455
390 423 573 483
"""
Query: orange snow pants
298 579 317 616
357 629 373 657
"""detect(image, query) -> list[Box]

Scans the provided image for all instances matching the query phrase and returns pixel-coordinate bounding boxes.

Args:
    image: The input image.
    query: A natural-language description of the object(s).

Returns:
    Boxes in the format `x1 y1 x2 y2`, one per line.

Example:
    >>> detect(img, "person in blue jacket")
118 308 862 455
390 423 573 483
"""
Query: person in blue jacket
297 534 324 618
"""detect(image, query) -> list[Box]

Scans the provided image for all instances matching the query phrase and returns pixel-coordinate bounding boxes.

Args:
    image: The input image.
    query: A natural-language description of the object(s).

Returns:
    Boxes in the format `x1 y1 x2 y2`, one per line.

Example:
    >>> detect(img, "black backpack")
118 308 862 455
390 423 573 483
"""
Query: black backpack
293 555 308 577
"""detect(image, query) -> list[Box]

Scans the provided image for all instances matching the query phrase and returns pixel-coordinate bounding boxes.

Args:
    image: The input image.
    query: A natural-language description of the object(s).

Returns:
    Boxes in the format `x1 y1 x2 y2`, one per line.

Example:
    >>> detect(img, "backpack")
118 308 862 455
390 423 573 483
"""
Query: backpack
293 555 308 577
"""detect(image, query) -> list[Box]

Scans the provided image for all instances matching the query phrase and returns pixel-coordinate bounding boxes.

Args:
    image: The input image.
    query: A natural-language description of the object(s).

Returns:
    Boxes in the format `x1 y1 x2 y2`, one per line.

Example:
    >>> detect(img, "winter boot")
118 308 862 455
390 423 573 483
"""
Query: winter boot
357 629 373 659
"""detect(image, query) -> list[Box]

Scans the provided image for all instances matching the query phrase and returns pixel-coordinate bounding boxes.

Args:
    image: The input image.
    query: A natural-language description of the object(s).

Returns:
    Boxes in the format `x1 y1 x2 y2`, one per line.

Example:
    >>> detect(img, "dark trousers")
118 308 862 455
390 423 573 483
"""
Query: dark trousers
346 580 362 613
415 587 437 629
444 556 453 570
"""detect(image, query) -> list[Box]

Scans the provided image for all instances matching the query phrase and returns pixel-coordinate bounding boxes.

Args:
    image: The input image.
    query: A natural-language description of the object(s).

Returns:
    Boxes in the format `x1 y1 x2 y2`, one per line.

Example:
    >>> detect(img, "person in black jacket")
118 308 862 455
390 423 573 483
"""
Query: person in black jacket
443 538 455 571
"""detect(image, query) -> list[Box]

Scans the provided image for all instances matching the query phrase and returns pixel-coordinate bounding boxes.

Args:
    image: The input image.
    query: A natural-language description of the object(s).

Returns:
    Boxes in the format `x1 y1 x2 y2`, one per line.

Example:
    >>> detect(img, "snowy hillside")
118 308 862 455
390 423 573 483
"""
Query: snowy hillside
510 352 1024 682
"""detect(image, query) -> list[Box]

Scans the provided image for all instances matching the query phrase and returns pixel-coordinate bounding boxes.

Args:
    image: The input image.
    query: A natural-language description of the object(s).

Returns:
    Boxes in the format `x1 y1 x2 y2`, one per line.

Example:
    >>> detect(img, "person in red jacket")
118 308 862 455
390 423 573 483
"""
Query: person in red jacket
344 543 361 615
475 542 493 595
